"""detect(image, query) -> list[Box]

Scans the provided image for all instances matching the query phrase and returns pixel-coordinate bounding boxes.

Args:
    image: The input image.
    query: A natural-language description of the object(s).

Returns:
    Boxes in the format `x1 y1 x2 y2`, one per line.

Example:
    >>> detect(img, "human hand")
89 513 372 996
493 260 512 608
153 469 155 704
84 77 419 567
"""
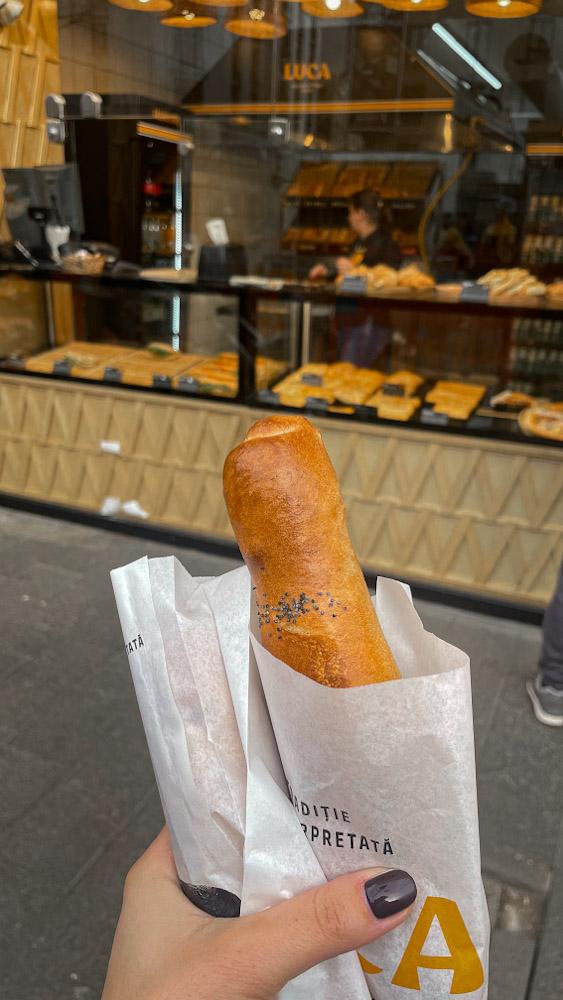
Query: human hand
102 827 416 1000
335 257 354 276
309 263 329 281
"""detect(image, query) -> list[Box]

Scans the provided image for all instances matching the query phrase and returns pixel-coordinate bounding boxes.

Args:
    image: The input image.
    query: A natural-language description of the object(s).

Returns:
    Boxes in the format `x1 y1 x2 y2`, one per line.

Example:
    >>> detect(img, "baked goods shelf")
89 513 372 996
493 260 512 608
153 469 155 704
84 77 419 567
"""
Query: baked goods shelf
4 265 563 318
2 265 563 447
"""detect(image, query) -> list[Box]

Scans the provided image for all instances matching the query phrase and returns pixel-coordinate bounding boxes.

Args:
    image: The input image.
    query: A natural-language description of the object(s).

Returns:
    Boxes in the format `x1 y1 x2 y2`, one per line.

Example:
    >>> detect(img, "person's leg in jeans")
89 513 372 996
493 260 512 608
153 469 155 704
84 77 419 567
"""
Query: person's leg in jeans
526 559 563 726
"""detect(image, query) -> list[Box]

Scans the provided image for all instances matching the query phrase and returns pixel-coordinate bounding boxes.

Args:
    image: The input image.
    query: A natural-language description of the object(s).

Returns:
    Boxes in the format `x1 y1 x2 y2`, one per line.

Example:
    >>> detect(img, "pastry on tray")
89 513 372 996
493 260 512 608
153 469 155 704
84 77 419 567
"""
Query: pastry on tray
490 390 535 409
518 402 563 441
396 264 435 290
24 342 137 379
383 370 424 396
364 392 421 421
425 381 485 420
478 268 546 298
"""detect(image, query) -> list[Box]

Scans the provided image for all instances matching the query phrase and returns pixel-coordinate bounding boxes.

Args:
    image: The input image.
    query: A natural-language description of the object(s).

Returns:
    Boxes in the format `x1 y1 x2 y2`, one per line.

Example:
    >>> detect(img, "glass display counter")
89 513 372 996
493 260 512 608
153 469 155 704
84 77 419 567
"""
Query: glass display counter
2 265 563 447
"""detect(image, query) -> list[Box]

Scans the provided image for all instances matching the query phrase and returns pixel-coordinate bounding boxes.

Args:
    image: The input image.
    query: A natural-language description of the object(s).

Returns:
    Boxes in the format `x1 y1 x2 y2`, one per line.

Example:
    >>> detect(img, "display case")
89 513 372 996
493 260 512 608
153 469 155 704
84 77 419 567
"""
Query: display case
2 266 563 446
248 283 563 448
0 267 297 401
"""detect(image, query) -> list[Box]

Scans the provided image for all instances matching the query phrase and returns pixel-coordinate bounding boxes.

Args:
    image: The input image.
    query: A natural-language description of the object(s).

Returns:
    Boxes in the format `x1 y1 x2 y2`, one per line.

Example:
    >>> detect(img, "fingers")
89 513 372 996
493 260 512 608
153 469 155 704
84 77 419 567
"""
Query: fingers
236 867 416 994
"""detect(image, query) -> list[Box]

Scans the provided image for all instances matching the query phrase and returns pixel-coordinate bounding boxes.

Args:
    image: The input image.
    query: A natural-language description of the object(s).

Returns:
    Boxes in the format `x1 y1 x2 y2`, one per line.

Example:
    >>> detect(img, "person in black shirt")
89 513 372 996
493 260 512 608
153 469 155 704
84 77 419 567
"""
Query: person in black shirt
309 191 401 367
309 190 401 281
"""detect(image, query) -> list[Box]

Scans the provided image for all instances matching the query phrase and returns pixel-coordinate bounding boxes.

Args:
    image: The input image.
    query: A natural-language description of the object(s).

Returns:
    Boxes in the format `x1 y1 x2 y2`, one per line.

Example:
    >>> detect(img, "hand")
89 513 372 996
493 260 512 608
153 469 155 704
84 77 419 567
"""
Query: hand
335 257 354 276
309 263 329 281
102 827 416 1000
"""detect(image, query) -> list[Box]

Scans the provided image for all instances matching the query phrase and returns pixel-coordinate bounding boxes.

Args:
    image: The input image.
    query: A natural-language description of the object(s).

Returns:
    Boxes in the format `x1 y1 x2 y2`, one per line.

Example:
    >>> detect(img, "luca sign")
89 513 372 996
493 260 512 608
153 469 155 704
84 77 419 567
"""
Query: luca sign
283 62 332 84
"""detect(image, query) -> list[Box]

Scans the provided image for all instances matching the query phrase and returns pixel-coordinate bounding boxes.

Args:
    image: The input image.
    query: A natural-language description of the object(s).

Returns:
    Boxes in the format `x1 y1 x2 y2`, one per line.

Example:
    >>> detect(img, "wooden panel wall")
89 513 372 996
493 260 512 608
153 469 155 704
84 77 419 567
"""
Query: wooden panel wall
1 372 562 608
0 0 63 237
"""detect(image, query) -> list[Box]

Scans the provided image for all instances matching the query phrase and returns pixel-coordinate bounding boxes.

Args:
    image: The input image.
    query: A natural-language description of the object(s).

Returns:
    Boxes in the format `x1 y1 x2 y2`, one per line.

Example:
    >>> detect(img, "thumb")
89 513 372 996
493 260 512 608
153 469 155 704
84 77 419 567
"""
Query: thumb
238 867 416 994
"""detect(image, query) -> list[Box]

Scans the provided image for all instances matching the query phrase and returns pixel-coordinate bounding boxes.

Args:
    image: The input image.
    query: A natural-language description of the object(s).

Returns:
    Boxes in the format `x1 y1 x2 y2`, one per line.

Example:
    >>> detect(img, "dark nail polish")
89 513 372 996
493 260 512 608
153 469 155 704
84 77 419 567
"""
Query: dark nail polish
180 881 241 918
364 870 417 919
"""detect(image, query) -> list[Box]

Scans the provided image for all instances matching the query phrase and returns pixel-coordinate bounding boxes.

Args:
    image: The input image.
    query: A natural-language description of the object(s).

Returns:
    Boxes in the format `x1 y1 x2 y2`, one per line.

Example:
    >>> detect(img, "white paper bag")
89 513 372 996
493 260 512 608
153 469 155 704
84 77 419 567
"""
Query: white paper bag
111 558 489 1000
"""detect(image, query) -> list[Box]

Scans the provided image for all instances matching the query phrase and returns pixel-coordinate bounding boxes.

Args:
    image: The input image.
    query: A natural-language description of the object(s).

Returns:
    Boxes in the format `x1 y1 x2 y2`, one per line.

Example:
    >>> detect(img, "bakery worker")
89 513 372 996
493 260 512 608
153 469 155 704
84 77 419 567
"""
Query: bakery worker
309 189 401 282
309 191 401 367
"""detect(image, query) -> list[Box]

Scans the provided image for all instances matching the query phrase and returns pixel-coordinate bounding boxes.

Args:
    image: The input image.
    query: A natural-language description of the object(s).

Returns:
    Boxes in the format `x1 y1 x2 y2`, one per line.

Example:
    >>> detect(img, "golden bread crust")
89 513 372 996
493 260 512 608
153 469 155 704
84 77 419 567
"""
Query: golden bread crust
223 415 400 687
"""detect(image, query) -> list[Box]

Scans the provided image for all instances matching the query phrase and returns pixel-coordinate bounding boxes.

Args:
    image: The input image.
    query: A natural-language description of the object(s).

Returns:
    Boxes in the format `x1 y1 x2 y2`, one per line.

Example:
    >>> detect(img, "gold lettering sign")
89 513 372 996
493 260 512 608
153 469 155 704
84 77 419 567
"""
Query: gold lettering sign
283 62 332 82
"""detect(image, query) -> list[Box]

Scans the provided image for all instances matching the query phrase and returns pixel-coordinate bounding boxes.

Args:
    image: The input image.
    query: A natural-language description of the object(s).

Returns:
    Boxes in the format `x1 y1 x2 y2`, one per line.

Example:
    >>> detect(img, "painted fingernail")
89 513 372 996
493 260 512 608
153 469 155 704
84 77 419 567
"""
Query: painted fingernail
364 869 417 919
180 881 241 918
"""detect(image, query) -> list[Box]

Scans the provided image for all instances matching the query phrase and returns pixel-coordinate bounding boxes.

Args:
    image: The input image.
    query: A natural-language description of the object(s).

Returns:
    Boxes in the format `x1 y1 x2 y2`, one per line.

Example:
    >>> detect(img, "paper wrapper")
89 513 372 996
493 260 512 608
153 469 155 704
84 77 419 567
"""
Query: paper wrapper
112 557 489 1000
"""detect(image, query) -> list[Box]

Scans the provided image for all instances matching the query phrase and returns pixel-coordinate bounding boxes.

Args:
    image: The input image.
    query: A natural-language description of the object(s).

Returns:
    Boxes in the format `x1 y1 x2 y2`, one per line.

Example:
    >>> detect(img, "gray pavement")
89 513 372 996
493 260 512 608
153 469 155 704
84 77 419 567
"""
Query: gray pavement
0 505 561 1000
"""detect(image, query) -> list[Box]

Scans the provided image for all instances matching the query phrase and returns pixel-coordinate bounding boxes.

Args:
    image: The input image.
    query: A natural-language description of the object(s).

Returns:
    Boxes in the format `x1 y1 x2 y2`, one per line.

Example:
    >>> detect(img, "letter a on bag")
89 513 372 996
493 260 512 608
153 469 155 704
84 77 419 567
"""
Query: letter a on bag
392 898 484 994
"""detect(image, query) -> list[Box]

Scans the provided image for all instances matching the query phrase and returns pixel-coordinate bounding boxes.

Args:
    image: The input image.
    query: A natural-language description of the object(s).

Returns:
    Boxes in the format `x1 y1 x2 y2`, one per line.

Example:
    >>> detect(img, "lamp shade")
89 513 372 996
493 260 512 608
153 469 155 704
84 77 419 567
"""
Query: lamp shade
107 0 173 10
224 1 287 36
377 0 447 9
161 0 217 22
466 0 541 15
302 0 363 15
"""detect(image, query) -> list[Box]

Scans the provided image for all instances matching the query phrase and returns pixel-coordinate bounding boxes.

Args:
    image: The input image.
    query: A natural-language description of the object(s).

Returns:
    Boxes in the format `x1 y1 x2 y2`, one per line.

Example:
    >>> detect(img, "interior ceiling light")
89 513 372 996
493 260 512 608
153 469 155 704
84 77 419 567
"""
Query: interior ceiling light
107 0 173 10
432 22 502 89
160 0 218 22
466 0 541 15
225 1 287 35
302 0 363 15
378 0 447 9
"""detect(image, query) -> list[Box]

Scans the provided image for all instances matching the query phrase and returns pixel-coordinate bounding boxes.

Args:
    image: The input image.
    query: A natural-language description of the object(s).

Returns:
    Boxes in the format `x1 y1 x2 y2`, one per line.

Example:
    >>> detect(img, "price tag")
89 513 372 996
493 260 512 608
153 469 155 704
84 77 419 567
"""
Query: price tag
177 375 201 393
5 355 25 371
104 366 123 383
459 282 489 304
382 382 406 397
354 404 376 420
306 396 329 412
153 374 172 389
338 276 368 295
301 373 324 386
53 360 72 376
420 407 449 426
256 389 280 405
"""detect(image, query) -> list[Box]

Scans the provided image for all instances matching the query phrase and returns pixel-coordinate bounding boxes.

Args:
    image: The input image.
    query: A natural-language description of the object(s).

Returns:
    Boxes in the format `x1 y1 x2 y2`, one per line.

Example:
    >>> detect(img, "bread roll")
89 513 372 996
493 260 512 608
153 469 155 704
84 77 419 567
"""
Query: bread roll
223 415 400 687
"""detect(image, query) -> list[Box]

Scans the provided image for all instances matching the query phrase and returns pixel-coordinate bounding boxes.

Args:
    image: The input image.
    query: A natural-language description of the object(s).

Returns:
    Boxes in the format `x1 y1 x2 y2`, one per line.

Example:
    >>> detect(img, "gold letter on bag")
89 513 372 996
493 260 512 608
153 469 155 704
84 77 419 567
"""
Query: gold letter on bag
391 898 484 993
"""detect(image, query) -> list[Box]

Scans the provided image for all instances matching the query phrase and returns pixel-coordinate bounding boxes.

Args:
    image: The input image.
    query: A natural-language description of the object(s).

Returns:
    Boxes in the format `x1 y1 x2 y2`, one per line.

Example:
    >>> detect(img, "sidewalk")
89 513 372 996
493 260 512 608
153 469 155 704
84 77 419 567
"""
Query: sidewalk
0 505 561 999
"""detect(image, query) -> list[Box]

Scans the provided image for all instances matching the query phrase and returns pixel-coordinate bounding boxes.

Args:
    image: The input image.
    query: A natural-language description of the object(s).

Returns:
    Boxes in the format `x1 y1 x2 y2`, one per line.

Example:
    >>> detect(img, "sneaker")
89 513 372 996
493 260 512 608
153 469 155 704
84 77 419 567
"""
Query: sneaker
526 674 563 727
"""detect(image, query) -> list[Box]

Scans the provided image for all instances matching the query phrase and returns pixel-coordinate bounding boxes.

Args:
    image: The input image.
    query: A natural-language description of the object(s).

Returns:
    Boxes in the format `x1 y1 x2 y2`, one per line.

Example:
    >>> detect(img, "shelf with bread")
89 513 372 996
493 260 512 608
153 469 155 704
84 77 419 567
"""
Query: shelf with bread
281 159 438 259
3 267 563 450
255 358 563 444
5 341 288 398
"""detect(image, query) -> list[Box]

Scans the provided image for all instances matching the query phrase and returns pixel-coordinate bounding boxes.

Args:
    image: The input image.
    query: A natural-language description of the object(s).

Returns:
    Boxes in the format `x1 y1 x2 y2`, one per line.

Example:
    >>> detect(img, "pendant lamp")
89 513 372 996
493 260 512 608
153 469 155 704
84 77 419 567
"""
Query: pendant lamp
161 0 218 22
302 0 363 16
224 1 287 36
466 0 541 15
107 0 173 11
377 0 447 10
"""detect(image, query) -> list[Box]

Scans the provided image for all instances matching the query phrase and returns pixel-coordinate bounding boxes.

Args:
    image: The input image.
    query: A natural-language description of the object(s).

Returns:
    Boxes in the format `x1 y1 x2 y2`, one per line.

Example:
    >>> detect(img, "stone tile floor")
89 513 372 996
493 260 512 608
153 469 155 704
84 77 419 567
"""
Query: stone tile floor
0 506 561 1000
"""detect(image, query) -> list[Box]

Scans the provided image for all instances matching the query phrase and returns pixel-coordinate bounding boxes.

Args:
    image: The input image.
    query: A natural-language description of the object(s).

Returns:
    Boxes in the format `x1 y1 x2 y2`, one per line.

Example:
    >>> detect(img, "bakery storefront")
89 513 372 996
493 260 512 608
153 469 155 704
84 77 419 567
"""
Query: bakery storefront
1 0 562 611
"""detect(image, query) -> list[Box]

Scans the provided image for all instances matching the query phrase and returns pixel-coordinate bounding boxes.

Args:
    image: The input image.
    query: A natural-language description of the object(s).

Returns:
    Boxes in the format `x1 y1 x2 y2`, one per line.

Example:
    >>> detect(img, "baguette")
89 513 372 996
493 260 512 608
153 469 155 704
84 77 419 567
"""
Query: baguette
223 414 400 687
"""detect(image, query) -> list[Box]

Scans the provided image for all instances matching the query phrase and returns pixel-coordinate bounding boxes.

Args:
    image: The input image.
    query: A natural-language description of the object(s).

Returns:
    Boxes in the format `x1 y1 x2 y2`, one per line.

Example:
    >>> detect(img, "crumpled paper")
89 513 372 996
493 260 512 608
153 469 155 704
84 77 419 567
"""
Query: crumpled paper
112 556 489 999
